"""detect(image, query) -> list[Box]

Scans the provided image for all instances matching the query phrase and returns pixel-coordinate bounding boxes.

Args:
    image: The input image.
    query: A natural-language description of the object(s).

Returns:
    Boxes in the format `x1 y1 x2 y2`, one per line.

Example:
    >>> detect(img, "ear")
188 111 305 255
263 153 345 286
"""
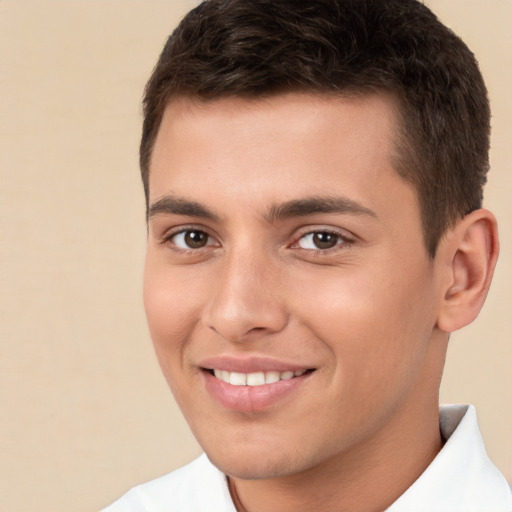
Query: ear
436 209 499 333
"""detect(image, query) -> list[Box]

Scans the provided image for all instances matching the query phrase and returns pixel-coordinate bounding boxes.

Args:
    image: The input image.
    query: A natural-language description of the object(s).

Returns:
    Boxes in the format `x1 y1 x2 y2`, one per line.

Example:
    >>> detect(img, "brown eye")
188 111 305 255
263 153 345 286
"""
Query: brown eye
312 232 339 249
172 230 212 249
184 230 208 248
297 231 344 250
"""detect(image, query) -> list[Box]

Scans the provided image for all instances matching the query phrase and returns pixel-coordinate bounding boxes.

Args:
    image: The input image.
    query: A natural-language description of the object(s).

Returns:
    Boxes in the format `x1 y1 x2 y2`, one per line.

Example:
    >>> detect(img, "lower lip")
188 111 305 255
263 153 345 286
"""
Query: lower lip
203 371 312 412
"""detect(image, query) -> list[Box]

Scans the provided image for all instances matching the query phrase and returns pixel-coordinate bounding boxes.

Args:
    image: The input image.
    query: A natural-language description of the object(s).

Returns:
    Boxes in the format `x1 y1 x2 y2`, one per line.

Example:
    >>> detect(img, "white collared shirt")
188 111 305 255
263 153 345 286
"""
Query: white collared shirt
102 405 512 512
387 404 511 511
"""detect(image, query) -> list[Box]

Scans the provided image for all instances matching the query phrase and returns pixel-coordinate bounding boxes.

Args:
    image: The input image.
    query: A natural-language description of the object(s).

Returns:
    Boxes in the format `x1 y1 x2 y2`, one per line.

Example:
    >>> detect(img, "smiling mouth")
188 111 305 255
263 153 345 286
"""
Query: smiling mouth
201 365 316 411
206 368 313 386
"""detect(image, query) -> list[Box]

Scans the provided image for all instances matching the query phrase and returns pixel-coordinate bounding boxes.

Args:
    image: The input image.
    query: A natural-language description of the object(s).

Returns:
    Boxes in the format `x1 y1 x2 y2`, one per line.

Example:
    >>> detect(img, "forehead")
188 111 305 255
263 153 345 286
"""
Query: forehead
155 92 400 148
150 92 405 195
148 93 420 227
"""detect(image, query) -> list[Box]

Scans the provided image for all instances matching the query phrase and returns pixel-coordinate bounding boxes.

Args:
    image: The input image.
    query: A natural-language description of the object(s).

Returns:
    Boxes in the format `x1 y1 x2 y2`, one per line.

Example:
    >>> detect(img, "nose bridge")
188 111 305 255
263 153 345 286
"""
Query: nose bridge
204 242 287 342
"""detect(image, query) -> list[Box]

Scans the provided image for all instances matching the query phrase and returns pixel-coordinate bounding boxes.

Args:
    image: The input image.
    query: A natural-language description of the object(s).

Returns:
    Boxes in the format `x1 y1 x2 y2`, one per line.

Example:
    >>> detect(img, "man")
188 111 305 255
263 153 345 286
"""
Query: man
104 0 511 510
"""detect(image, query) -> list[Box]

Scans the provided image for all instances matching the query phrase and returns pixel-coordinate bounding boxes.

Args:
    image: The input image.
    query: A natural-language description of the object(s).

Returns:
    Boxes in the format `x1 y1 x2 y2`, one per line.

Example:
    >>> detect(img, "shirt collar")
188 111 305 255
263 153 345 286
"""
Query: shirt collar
387 404 512 511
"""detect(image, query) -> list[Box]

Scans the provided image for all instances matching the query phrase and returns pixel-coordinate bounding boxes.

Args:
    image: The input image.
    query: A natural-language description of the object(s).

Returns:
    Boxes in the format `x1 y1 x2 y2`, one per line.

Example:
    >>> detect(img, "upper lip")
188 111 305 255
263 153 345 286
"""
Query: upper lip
198 355 313 374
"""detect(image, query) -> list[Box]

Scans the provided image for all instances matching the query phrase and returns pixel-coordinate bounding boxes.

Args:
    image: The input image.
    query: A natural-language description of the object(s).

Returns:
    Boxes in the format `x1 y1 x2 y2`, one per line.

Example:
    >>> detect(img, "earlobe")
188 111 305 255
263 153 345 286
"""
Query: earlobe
436 209 499 333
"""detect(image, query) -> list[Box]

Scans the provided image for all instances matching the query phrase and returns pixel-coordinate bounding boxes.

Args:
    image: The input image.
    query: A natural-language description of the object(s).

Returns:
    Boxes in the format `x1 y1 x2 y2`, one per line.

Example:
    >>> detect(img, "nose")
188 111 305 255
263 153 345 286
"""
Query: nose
202 249 288 343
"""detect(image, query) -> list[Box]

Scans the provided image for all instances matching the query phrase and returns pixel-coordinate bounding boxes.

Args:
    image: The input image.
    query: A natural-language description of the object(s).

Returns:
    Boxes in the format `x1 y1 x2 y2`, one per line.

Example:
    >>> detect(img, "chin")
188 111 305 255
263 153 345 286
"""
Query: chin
203 442 315 481
211 456 295 481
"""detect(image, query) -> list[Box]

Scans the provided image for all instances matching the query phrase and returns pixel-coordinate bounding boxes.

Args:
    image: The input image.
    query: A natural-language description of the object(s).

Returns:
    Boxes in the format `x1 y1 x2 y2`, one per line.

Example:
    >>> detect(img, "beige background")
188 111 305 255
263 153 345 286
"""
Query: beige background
0 1 510 511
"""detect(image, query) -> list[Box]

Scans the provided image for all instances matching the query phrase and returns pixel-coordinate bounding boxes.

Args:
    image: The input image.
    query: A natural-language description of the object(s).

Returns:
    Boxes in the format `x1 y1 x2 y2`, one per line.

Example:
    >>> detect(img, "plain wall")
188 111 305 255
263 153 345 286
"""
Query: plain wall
0 1 510 511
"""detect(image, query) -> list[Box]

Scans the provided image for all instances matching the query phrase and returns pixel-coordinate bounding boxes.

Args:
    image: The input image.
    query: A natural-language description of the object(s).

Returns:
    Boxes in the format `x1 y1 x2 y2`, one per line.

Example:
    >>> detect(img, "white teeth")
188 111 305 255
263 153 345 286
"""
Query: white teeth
265 371 280 384
247 372 265 386
212 369 308 386
229 372 247 386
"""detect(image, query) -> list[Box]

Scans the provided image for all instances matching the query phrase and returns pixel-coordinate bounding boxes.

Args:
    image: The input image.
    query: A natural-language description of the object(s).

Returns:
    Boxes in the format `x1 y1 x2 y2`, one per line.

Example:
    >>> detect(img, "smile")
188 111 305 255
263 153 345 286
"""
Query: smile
198 356 316 412
211 369 307 386
201 365 314 412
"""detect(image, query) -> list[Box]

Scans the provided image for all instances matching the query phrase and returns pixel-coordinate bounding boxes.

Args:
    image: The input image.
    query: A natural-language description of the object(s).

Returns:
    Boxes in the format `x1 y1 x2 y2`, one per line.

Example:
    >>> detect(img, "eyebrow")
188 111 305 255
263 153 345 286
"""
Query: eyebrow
265 196 377 223
147 194 377 224
148 195 220 222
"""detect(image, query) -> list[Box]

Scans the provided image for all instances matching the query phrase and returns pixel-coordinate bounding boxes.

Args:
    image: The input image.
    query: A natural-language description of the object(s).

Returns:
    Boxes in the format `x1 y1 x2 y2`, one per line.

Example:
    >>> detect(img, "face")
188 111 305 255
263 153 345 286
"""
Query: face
144 93 445 480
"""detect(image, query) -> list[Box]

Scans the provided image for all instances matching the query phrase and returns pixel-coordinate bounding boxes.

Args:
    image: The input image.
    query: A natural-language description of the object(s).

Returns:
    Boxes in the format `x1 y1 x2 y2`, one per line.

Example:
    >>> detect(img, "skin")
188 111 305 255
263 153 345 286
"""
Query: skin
143 93 498 512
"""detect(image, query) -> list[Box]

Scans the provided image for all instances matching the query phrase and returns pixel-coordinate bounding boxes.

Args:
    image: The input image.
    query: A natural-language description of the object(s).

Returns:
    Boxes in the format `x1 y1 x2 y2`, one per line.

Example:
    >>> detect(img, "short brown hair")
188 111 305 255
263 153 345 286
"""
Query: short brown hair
141 0 490 256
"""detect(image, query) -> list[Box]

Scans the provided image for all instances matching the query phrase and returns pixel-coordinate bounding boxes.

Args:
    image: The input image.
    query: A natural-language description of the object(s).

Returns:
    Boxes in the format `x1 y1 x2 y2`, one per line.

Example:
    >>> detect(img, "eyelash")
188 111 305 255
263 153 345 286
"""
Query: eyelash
162 227 219 253
291 229 354 253
161 227 354 255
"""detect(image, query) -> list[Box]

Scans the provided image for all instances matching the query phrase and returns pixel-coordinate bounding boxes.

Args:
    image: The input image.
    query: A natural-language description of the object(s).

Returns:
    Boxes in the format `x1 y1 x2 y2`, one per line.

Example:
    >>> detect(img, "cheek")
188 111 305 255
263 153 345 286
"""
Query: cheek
143 262 201 371
143 268 207 419
292 262 436 388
